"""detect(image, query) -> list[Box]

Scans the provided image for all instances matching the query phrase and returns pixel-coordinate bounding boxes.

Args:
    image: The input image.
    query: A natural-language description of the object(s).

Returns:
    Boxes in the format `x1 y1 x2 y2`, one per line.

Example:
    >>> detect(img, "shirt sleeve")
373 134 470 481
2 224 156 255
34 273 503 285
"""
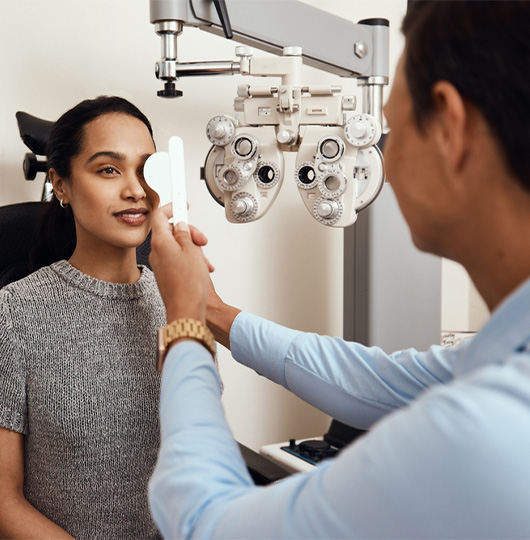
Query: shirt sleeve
230 312 459 428
0 291 27 433
149 338 530 539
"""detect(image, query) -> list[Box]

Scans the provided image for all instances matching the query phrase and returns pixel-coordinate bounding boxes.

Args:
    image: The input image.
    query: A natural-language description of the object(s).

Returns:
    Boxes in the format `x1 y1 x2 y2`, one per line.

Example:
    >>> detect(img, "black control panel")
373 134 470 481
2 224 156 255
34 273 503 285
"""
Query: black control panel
281 438 340 466
280 420 367 466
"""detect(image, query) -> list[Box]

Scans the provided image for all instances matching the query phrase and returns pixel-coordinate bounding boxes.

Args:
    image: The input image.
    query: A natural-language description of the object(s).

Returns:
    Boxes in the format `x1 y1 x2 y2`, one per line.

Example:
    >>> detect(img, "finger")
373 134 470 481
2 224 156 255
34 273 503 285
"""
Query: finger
159 202 173 220
204 256 215 273
171 219 190 241
151 206 175 242
172 221 196 248
190 224 208 247
175 221 190 233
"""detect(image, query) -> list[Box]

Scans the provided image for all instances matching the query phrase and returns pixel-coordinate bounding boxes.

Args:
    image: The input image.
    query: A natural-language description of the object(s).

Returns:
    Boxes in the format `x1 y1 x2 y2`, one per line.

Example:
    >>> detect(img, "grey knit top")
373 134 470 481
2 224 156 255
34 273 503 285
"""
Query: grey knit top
0 260 165 539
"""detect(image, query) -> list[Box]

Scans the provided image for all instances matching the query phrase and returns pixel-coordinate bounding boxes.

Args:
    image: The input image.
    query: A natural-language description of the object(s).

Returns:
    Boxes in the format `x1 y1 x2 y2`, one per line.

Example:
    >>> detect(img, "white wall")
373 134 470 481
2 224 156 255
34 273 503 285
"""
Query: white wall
441 259 490 333
0 0 407 450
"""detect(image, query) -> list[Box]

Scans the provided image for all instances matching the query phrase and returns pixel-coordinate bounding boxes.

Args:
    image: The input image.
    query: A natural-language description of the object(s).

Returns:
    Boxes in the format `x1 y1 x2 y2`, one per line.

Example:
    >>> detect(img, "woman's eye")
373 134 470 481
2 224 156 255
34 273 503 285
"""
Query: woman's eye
99 166 118 175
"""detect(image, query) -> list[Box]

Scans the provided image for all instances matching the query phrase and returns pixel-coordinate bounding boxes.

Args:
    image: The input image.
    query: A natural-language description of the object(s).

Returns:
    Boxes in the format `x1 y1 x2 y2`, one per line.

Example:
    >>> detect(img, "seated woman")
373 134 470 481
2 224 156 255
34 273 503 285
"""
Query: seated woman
0 96 215 539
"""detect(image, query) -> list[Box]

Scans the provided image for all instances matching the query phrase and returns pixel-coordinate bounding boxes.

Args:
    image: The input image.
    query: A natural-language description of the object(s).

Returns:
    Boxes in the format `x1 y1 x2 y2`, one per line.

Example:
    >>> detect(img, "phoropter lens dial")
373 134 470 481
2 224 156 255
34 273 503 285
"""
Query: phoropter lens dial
295 161 317 190
254 161 281 189
218 164 245 191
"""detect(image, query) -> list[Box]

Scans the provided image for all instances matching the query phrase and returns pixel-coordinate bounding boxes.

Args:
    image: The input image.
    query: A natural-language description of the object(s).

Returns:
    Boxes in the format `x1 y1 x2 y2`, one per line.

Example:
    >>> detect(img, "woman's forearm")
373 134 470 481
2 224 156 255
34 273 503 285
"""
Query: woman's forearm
0 495 75 539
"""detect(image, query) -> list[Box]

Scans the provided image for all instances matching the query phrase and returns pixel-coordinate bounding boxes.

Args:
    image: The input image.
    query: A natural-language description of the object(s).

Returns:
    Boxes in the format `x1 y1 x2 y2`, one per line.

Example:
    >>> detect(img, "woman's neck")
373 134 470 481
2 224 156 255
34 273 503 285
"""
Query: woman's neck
68 246 141 284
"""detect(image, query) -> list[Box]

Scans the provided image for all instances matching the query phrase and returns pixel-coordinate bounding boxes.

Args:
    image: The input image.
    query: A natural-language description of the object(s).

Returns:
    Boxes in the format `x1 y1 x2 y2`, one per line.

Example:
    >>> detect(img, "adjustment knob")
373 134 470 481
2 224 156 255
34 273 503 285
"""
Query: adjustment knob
344 114 382 148
277 129 297 146
157 80 183 98
213 124 226 138
317 136 345 162
321 139 340 159
230 193 258 222
317 200 339 219
232 135 258 158
283 46 303 56
350 121 367 138
23 153 47 180
314 196 343 225
233 197 254 217
206 115 236 146
235 138 252 156
235 46 253 58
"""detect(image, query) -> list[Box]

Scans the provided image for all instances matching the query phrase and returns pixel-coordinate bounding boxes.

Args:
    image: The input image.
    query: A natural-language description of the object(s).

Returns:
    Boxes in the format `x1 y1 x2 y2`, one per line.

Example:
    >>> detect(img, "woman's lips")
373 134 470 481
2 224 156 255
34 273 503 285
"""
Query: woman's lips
114 209 148 226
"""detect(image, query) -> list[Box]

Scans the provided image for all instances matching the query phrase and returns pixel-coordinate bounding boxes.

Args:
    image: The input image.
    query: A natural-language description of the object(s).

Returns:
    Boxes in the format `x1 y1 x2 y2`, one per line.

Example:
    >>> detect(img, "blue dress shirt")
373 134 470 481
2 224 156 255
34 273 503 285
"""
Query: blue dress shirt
149 277 530 539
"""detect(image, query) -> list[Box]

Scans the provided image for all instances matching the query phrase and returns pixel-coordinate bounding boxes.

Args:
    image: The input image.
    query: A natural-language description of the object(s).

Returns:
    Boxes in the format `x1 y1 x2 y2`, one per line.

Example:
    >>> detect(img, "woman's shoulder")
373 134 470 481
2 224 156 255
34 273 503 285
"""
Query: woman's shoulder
1 262 161 305
137 265 164 303
1 262 61 297
0 263 64 327
139 265 156 284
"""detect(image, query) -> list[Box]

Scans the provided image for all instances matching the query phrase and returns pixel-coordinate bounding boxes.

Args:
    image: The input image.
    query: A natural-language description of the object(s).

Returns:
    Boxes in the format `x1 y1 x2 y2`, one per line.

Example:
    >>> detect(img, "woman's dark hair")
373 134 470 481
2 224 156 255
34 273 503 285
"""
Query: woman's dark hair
402 1 530 190
31 96 153 270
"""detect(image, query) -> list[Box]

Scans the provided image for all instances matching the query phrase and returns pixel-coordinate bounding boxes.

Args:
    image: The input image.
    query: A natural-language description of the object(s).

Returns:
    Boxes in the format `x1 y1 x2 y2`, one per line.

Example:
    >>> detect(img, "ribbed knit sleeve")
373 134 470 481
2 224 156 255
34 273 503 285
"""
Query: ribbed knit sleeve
0 289 27 434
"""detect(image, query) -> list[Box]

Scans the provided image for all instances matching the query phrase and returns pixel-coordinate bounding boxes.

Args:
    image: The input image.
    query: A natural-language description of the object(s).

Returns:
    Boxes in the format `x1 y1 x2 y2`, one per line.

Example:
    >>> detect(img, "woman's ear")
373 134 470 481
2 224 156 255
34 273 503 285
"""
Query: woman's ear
49 168 69 204
431 81 468 174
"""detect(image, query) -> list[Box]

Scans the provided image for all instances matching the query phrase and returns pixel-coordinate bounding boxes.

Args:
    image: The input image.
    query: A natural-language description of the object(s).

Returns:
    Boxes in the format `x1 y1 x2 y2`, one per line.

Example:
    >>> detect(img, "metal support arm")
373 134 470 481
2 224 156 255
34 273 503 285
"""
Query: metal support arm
150 0 389 79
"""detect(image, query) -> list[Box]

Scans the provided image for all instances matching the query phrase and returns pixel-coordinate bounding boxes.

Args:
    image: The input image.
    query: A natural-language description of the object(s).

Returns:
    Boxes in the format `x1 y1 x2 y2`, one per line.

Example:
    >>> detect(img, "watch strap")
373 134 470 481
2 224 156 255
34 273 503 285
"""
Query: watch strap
157 318 215 371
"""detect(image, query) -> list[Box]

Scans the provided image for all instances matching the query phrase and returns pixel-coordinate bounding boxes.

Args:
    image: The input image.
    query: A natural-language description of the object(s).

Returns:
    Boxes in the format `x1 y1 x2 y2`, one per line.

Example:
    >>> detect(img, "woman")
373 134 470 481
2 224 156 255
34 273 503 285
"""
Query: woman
0 96 203 539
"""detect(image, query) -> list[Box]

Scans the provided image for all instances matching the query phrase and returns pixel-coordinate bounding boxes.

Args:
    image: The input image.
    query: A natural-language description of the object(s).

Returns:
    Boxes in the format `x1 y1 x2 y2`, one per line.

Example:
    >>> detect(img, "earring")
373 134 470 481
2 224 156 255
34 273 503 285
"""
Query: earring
59 199 68 209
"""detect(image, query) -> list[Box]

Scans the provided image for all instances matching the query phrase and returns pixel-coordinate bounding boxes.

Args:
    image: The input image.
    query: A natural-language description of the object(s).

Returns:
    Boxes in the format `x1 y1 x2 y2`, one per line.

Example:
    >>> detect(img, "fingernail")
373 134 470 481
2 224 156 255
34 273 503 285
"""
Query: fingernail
176 221 190 232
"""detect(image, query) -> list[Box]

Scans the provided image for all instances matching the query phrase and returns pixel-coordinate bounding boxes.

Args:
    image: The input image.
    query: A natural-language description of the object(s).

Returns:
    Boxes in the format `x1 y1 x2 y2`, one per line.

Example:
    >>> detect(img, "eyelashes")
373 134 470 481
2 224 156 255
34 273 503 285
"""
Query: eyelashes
97 166 119 175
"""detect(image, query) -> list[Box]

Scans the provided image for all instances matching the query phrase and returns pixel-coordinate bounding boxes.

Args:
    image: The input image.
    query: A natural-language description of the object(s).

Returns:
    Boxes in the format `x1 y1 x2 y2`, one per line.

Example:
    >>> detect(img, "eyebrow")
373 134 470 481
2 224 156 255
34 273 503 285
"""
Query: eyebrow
85 151 153 166
85 151 125 166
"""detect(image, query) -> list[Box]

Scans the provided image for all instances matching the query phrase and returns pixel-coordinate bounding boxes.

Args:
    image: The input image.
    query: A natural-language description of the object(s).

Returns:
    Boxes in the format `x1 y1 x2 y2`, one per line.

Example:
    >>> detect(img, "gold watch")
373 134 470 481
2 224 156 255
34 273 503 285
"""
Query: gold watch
157 318 215 371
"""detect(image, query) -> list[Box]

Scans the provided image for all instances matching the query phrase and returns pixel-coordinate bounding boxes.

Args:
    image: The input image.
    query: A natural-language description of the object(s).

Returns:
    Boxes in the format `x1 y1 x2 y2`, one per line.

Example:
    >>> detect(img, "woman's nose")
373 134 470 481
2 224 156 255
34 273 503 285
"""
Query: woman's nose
123 172 146 201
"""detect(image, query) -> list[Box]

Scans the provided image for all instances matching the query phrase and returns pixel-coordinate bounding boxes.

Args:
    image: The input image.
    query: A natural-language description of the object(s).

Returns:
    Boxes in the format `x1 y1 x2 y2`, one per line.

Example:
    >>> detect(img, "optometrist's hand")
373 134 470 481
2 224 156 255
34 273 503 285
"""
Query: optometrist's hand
149 204 212 324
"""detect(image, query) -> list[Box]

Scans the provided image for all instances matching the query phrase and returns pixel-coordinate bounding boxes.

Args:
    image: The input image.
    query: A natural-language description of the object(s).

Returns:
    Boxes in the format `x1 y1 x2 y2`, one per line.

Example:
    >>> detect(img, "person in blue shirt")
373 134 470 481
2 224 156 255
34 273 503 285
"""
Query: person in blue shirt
147 1 530 538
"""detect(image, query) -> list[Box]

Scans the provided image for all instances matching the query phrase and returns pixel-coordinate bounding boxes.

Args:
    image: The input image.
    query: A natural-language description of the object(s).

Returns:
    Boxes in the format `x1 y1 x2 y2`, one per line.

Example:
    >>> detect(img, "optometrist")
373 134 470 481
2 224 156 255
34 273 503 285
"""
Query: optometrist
148 2 530 538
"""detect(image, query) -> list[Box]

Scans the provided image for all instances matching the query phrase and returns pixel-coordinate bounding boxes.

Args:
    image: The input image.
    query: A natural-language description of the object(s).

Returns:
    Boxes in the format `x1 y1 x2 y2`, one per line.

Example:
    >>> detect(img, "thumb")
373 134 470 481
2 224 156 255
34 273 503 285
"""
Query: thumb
151 206 174 242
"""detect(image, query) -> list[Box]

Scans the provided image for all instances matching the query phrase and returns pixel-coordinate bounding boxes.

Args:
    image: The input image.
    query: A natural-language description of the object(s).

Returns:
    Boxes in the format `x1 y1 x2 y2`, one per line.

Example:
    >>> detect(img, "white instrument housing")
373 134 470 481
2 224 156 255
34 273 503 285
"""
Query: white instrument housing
202 48 385 227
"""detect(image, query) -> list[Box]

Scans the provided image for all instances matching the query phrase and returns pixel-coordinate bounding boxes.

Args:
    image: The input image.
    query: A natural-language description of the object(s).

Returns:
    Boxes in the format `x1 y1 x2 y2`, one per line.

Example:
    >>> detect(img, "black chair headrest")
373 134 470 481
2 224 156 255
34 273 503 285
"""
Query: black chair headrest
16 111 55 156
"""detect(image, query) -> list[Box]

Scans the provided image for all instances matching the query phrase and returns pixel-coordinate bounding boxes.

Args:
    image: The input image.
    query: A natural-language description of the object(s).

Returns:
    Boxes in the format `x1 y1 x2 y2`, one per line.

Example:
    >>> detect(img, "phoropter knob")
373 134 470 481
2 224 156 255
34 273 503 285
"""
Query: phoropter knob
317 136 345 162
344 114 381 148
230 193 258 222
232 135 258 158
233 197 254 217
317 199 340 219
157 80 183 98
206 116 236 146
313 196 343 225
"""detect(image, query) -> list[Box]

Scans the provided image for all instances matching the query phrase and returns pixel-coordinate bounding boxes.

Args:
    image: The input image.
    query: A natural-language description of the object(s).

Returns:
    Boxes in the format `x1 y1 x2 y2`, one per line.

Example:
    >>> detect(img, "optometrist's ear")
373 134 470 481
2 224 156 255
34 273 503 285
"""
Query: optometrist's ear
432 81 468 174
49 168 69 204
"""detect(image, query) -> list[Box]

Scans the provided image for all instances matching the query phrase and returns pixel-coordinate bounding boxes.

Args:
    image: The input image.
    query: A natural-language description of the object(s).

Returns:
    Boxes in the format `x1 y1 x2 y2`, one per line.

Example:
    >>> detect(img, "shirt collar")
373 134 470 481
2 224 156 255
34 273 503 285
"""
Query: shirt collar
456 275 530 377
